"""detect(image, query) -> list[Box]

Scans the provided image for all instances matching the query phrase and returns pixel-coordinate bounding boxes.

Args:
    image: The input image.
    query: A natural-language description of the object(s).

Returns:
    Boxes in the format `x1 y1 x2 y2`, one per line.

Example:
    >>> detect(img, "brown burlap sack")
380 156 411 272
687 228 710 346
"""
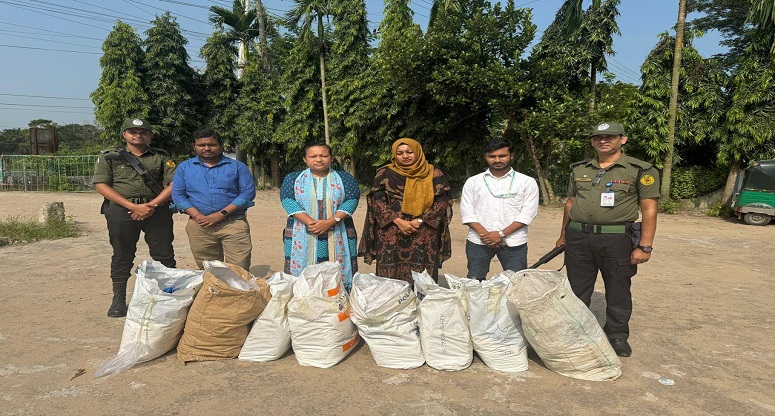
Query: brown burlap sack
177 262 271 363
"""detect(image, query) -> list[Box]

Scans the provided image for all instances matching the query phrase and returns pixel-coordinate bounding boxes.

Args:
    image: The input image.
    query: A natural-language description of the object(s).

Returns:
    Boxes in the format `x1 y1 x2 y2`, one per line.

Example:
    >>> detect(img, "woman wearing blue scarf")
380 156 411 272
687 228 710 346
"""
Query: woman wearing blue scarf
280 144 360 290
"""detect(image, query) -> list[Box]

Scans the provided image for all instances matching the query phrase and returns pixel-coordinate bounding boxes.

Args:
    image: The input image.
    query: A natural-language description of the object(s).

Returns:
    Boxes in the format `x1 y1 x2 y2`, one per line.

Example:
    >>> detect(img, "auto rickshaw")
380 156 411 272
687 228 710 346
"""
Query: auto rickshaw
730 159 775 225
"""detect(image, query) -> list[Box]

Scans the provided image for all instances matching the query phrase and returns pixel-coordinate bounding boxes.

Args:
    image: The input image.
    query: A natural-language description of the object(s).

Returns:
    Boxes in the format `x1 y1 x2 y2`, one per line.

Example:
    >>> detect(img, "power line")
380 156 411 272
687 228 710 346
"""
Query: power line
607 56 641 79
0 93 91 101
0 32 101 49
0 43 101 54
0 22 104 40
0 106 94 115
0 102 94 109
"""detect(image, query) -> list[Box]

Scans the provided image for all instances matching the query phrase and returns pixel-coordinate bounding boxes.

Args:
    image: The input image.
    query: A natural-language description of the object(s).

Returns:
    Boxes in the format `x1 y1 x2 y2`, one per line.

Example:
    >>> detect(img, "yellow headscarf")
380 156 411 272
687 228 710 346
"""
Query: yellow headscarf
387 138 435 217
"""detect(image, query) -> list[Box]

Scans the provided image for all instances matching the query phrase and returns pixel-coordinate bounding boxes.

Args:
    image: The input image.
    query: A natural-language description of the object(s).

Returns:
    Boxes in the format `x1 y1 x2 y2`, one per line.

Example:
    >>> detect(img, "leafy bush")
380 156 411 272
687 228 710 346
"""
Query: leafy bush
659 198 677 214
706 202 734 218
670 166 727 199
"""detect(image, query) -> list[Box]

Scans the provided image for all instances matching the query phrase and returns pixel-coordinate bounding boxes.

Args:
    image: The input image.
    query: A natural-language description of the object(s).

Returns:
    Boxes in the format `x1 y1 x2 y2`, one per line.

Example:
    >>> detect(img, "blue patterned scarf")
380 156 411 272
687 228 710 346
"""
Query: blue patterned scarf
289 169 353 286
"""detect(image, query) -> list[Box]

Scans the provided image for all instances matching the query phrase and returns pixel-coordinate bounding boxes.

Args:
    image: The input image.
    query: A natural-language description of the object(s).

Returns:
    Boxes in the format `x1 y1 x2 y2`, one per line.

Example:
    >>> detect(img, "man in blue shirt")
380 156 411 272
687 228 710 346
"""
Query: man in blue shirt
172 129 256 270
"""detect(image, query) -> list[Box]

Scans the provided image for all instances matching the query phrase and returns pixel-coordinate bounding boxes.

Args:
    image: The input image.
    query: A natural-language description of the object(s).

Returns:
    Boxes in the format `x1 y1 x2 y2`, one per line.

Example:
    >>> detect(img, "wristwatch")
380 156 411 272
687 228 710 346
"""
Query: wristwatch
498 230 506 239
416 218 423 224
637 245 653 253
334 216 341 223
220 209 230 217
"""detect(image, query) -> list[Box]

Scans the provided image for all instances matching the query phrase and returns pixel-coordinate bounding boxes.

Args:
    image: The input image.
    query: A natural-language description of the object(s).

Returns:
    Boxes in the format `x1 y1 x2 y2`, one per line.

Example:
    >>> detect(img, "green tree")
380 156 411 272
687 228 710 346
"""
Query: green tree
366 0 424 148
276 29 325 153
236 54 286 187
328 0 371 173
627 32 727 169
91 21 149 142
557 0 621 114
515 13 592 204
200 30 240 143
286 0 334 144
421 0 535 178
56 124 104 154
143 12 197 152
28 119 56 129
688 0 775 202
0 128 28 154
749 0 775 53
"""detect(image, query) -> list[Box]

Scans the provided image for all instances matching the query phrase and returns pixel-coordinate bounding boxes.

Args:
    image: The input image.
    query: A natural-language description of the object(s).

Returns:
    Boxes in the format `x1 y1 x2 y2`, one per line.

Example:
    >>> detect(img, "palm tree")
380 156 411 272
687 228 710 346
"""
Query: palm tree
663 0 687 200
558 0 621 115
209 0 259 79
286 0 333 145
210 0 259 163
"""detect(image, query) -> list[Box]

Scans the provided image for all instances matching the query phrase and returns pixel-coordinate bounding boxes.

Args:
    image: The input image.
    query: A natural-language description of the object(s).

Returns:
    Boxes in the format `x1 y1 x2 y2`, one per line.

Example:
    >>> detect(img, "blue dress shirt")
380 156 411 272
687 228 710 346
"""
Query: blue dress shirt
172 155 256 216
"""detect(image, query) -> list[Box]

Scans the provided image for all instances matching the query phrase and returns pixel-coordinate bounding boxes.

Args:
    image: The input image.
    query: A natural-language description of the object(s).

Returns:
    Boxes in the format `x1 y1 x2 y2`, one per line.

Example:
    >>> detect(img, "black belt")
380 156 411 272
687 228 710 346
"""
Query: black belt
568 220 628 234
111 198 167 205
128 197 154 204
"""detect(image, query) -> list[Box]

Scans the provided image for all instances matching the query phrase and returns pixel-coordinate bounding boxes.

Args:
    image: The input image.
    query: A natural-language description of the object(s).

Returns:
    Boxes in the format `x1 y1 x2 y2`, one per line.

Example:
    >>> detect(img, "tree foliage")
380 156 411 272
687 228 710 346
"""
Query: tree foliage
200 30 240 144
91 21 148 143
143 12 198 152
328 0 372 166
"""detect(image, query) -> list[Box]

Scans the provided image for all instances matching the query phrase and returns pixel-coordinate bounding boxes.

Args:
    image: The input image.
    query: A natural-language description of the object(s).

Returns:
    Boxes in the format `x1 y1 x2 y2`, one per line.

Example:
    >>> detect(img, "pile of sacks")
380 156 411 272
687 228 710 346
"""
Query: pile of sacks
96 261 360 377
96 261 620 382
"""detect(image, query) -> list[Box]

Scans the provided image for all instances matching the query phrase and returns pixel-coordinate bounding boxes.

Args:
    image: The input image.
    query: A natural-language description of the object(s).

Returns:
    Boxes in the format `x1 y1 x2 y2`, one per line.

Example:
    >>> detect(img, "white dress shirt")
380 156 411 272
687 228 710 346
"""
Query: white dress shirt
459 168 539 247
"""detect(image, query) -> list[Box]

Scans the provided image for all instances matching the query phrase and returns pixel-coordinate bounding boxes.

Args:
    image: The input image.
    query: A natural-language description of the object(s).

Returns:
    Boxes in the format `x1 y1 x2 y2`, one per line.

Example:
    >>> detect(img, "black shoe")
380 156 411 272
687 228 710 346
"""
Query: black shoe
609 338 632 357
107 282 128 318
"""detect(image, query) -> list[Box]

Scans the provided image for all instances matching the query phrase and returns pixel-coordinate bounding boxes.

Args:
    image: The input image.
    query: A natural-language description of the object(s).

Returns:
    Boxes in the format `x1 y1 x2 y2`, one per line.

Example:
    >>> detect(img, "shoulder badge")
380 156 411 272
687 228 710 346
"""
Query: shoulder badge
640 175 656 186
166 160 176 168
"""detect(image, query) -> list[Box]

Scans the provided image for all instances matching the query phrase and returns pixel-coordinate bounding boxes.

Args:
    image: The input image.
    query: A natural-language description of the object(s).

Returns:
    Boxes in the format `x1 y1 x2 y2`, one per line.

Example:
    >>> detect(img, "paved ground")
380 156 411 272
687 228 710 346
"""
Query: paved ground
0 191 773 415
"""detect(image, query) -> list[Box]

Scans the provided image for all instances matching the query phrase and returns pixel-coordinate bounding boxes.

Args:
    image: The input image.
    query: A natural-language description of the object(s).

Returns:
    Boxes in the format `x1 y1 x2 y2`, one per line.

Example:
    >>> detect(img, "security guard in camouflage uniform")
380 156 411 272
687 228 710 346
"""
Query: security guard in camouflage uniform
557 122 660 357
92 118 177 317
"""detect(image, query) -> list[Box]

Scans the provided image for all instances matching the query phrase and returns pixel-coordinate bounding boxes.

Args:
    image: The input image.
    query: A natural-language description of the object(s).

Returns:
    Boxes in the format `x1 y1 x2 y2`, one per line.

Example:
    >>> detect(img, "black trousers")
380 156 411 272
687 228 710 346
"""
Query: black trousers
565 226 637 340
104 203 175 282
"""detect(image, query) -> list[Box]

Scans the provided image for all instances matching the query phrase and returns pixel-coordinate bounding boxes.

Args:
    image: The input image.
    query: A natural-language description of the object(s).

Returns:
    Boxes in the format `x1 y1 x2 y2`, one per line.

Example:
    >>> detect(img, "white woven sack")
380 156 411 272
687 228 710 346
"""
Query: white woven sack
94 261 204 377
413 270 472 371
239 271 297 362
446 273 528 372
507 269 621 381
350 273 424 369
287 262 359 368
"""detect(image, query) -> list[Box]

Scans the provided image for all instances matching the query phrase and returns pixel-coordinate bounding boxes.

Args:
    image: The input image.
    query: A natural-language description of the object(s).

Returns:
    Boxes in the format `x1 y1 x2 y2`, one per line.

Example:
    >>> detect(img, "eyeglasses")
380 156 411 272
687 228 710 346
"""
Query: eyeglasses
592 168 607 187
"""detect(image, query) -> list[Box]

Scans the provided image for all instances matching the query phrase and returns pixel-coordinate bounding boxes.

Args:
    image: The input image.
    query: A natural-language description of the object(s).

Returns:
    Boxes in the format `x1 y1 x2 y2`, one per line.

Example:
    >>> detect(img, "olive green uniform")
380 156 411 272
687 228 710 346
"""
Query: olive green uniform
92 147 177 282
565 153 660 340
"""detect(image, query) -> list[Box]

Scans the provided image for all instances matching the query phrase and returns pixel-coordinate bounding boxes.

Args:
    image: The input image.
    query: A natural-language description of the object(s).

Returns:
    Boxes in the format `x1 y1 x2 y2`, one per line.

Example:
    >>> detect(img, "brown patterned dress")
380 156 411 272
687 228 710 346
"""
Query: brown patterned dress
358 167 453 284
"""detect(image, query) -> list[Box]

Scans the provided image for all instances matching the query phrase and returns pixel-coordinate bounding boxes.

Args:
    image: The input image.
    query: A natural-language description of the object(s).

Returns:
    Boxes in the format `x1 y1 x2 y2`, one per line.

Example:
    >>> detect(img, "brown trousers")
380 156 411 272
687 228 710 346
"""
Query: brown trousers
185 216 252 271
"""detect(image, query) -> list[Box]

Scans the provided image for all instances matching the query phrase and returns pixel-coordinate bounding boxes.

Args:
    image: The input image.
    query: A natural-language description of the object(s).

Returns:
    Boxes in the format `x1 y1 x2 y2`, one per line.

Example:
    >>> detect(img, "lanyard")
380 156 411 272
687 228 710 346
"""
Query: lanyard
483 172 516 198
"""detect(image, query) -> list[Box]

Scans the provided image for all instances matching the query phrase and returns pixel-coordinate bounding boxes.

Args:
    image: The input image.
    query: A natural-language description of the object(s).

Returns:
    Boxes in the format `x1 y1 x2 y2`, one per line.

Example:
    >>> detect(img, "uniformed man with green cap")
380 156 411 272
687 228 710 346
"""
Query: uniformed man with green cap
92 118 177 317
556 121 660 357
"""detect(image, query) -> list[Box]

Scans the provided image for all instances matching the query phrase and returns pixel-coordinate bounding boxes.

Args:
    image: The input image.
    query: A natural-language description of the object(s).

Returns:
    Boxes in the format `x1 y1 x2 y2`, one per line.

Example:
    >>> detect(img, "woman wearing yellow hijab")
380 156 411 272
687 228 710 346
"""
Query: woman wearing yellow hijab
359 138 453 284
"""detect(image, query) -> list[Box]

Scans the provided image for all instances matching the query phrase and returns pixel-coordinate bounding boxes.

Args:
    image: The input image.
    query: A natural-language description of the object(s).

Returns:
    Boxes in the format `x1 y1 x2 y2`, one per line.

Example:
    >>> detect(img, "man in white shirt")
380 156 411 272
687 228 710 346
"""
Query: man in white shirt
460 140 539 280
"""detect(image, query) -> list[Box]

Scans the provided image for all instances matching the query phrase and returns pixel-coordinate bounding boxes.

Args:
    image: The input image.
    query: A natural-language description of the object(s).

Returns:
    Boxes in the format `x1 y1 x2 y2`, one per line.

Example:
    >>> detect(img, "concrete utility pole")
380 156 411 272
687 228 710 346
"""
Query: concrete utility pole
236 0 251 80
235 0 251 164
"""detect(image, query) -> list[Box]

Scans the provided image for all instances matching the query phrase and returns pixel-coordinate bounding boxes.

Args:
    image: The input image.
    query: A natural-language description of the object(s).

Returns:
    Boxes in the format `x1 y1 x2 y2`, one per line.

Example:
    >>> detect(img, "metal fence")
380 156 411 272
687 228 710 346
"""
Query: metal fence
0 155 98 192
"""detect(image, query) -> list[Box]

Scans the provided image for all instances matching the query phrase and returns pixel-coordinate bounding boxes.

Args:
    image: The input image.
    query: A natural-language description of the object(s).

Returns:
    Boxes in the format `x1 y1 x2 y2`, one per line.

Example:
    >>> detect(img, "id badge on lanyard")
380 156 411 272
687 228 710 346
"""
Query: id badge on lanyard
600 182 615 207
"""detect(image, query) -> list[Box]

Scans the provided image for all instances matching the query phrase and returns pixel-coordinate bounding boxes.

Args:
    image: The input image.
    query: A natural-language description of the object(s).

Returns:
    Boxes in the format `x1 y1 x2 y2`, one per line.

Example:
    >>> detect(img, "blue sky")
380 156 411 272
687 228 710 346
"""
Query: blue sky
0 0 725 130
